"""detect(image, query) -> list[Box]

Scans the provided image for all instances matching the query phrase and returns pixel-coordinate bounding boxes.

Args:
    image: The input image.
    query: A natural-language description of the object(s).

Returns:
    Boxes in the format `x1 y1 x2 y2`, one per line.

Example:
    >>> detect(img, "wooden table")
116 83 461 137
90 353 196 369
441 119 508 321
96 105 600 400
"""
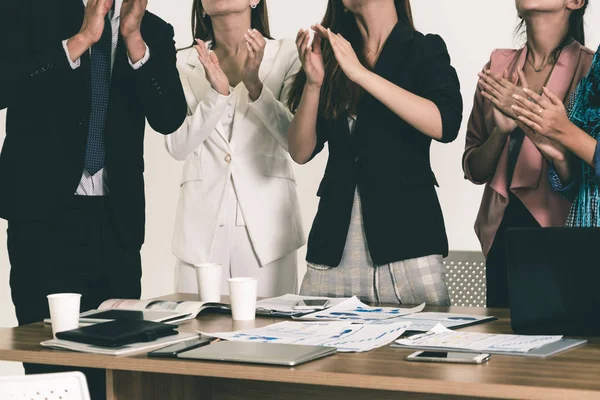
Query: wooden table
1 294 599 400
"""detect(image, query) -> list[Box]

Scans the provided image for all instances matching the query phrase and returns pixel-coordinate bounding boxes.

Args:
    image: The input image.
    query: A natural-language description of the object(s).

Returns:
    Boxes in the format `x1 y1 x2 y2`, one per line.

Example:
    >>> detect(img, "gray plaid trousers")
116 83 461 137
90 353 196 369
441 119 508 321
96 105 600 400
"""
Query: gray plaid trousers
300 190 450 306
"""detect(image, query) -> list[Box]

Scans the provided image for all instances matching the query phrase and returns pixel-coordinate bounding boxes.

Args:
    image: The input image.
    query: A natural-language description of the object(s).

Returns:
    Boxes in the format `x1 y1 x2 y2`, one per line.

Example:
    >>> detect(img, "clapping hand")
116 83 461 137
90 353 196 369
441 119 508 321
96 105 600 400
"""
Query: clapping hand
296 27 325 88
512 87 572 143
120 0 147 39
78 0 113 46
479 68 530 135
312 24 367 83
479 68 529 118
195 39 230 96
242 29 267 101
511 88 569 162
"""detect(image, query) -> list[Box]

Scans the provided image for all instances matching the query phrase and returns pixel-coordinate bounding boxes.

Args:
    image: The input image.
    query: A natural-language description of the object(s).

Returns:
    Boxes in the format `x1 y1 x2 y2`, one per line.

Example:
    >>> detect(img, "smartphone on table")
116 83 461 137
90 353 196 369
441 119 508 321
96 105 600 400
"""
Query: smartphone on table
293 299 331 310
148 337 211 358
406 351 490 364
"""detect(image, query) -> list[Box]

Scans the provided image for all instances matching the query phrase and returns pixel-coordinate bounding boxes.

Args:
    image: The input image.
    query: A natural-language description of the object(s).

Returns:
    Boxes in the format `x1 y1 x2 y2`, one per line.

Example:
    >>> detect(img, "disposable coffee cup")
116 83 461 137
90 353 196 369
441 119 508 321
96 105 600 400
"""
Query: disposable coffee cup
195 263 223 302
231 319 256 331
47 293 81 338
228 277 258 321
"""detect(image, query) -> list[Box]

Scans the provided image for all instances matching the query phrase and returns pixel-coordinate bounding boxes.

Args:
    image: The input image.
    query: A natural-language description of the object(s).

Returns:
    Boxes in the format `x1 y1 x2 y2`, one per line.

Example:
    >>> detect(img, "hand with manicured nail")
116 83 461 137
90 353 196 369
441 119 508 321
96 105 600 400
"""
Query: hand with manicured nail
479 68 530 134
194 39 230 96
511 87 569 162
512 87 572 142
312 24 366 83
242 29 267 101
295 26 325 88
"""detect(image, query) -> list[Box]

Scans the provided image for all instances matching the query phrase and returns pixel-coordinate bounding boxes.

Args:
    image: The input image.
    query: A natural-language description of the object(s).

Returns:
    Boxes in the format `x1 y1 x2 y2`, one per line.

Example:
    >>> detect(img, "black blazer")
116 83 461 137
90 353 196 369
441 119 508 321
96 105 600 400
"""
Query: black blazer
306 26 463 267
0 1 187 250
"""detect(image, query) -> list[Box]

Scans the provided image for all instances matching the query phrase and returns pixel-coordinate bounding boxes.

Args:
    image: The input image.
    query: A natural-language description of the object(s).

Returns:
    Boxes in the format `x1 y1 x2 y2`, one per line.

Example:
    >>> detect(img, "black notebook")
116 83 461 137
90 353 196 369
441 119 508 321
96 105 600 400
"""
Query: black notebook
56 320 178 348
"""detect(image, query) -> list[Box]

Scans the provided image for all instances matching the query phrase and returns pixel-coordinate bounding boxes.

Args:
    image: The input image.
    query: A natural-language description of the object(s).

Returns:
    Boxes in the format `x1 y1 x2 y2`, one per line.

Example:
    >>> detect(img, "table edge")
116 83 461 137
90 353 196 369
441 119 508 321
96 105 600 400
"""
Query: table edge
1 348 598 400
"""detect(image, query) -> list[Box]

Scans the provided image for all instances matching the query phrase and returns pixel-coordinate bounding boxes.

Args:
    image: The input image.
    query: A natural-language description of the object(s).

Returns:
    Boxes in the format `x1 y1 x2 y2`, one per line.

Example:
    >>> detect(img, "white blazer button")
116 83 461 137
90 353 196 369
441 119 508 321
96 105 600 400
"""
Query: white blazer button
225 154 232 163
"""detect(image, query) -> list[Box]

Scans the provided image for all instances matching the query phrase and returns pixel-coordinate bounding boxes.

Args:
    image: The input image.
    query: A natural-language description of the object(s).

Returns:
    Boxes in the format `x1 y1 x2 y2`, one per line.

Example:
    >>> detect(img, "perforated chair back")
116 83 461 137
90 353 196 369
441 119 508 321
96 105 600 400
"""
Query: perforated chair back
0 371 90 400
443 251 487 307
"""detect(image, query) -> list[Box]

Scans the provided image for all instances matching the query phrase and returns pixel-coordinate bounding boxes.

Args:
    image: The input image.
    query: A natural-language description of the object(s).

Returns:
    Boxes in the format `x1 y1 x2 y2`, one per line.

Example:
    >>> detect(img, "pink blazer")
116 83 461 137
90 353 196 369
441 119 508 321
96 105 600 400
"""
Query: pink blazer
463 41 594 256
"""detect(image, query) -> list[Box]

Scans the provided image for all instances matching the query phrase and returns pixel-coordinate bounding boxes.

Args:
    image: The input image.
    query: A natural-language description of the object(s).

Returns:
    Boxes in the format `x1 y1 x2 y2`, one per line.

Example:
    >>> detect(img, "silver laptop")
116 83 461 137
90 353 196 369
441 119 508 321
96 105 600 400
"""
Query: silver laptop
177 341 337 366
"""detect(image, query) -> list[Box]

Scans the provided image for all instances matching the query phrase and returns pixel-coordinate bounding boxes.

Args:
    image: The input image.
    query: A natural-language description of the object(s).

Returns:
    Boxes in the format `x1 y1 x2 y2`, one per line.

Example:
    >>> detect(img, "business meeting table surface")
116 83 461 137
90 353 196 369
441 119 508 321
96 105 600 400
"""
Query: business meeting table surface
0 293 599 400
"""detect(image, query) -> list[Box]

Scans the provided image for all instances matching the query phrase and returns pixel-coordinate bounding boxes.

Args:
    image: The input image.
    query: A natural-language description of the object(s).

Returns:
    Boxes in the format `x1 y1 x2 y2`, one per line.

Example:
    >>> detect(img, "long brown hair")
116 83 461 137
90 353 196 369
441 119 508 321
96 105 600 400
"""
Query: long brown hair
191 0 273 46
287 0 414 120
516 0 589 62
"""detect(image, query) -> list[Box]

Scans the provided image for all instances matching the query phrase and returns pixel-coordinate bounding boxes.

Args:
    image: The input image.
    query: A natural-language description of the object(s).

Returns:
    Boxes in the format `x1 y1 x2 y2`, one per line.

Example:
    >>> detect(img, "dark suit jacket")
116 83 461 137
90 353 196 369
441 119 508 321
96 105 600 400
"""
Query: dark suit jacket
0 0 187 250
307 26 463 267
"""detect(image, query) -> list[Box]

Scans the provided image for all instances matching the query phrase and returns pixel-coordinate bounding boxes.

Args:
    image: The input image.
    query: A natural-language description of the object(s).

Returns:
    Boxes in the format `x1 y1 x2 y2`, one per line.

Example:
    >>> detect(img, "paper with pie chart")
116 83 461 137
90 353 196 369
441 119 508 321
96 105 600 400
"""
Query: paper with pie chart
293 296 425 322
201 320 412 352
395 324 563 353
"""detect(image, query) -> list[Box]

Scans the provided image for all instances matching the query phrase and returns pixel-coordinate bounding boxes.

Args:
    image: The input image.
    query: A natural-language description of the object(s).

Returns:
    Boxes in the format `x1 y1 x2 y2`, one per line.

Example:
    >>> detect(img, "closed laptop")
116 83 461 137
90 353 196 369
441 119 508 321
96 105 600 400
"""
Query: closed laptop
178 341 337 366
505 227 600 335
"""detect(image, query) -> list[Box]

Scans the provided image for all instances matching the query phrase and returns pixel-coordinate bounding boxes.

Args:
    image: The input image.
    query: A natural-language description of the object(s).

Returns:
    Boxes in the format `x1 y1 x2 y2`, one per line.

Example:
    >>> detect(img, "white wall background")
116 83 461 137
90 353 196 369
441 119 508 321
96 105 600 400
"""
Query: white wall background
1 0 599 375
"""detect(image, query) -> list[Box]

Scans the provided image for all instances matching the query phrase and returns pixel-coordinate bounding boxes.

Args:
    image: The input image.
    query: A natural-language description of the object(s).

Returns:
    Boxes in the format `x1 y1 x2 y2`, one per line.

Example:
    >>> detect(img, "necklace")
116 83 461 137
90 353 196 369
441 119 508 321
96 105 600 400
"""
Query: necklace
525 46 555 73
526 55 549 73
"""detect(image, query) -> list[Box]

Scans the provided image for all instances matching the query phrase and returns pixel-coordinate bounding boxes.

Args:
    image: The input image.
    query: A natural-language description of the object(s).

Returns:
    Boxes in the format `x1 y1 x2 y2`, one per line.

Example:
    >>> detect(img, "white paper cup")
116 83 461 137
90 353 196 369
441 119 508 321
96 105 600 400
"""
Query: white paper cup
47 293 81 338
195 263 223 303
232 319 256 331
228 277 258 321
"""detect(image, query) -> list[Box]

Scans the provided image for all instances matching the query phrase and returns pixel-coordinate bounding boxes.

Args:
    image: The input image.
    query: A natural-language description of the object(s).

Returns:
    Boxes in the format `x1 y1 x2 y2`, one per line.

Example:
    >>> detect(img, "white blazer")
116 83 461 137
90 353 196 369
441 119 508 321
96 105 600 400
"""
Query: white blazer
166 38 305 267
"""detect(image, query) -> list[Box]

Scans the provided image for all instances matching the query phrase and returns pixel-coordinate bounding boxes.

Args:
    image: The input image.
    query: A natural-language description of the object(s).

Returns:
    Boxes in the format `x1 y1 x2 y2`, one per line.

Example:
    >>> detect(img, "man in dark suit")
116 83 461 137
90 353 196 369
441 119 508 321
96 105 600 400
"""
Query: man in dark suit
0 0 186 397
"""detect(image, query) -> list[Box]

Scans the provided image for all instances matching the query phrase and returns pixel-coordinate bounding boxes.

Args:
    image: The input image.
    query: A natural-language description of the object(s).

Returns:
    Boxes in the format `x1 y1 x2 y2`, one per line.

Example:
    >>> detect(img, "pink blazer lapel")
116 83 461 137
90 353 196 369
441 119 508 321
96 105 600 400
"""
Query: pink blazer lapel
511 41 581 190
489 47 528 198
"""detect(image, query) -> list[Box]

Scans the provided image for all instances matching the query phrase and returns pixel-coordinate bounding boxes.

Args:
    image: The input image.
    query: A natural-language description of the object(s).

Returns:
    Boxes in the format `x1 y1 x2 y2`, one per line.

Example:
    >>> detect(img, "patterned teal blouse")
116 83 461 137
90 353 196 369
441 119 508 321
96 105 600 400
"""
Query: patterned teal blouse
550 45 600 227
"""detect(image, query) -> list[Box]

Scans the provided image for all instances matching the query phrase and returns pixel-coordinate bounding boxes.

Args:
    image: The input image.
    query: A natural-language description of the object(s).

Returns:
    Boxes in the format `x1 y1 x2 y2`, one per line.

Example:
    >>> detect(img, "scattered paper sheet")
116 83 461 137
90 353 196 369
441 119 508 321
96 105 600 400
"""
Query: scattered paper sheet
372 312 495 332
395 324 562 353
322 322 412 352
202 320 412 352
97 298 228 321
294 296 425 322
256 294 351 314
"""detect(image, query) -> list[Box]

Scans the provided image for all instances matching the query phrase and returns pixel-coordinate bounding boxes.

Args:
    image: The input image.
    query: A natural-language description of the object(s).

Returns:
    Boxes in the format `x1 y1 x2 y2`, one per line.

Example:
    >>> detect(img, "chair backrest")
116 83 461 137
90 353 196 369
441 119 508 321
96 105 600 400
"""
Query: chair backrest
0 371 90 400
443 251 486 307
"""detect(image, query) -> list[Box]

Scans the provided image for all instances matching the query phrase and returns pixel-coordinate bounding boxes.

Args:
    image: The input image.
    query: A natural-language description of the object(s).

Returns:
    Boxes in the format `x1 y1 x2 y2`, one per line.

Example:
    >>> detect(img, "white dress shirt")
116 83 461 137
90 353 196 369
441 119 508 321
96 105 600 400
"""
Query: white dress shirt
348 115 356 134
62 0 150 196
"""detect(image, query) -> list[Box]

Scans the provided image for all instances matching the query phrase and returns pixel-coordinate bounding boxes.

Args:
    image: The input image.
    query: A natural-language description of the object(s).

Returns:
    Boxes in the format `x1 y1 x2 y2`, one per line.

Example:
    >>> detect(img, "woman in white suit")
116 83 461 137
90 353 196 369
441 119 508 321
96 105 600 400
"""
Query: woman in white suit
165 0 305 297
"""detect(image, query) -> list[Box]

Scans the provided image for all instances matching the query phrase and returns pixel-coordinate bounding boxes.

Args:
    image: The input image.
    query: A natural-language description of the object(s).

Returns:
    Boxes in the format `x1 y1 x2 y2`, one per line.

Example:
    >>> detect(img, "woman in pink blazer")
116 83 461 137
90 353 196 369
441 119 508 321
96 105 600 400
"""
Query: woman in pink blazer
463 0 593 307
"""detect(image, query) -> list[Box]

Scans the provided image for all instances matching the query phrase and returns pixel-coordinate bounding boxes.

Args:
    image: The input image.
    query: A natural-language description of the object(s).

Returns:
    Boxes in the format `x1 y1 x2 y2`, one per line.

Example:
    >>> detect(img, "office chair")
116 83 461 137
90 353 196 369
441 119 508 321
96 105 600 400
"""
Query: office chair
443 251 487 307
0 371 90 400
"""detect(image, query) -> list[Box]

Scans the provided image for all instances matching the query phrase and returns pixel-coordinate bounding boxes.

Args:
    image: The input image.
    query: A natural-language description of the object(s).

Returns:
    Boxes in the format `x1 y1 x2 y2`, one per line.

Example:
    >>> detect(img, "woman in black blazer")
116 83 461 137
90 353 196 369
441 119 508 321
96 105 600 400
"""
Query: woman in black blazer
287 0 462 305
